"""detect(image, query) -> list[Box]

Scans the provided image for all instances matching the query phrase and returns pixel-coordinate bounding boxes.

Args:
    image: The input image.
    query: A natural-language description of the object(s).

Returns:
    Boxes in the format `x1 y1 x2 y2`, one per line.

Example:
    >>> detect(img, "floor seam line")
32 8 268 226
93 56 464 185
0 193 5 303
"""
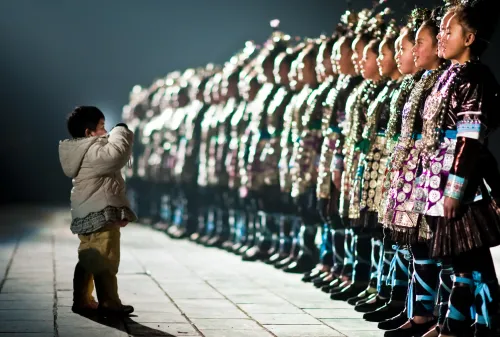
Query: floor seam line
129 248 206 337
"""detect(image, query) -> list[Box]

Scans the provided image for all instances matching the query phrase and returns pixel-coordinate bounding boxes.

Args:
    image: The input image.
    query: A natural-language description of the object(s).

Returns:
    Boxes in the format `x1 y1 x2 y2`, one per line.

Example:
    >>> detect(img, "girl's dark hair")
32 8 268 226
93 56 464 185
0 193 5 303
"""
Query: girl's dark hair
420 8 441 44
368 39 382 54
276 49 298 76
452 2 500 56
284 50 298 65
197 75 211 95
323 37 336 58
299 44 319 84
357 32 372 45
383 36 397 54
67 106 105 138
226 66 242 97
406 8 431 43
303 43 320 62
406 27 418 44
228 67 241 83
262 41 289 69
382 23 399 54
342 35 355 48
359 20 387 46
194 75 211 101
176 86 190 107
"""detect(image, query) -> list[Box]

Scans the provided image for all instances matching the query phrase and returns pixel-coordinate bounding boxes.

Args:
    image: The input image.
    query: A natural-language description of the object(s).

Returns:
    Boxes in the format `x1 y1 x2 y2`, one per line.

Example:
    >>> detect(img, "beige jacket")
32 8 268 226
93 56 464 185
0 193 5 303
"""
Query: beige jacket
59 126 138 234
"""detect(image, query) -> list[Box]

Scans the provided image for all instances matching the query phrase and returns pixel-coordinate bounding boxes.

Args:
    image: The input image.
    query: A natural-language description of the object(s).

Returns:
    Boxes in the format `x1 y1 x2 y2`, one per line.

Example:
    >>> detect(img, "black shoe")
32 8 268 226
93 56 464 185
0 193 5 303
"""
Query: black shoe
231 242 243 253
346 287 377 306
313 273 334 288
267 253 288 265
310 271 328 283
321 278 342 293
170 227 187 239
71 305 97 316
199 235 211 245
283 260 315 274
266 245 278 259
363 302 405 323
303 269 322 282
353 293 378 307
206 235 224 248
194 235 205 244
242 246 270 262
237 244 251 255
301 268 322 282
355 295 387 313
329 280 352 296
98 304 134 317
378 310 407 331
221 240 234 251
166 225 178 237
242 246 259 261
189 232 200 241
330 282 368 301
384 318 436 337
275 256 294 269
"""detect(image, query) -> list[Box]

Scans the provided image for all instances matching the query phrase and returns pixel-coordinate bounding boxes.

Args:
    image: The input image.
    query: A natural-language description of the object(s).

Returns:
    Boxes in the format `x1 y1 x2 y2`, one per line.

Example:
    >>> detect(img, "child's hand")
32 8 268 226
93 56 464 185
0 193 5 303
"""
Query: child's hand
117 220 129 227
109 123 129 133
444 197 460 219
115 123 129 130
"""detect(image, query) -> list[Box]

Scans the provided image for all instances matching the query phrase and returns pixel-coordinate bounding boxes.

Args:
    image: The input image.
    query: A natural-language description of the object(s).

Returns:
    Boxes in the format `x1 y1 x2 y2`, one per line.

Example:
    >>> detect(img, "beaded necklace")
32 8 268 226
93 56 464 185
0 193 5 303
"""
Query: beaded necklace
391 63 447 171
344 79 379 175
302 78 335 129
321 74 350 135
419 64 461 166
385 74 419 146
342 81 364 173
343 81 369 148
362 79 398 142
341 81 362 139
349 80 378 141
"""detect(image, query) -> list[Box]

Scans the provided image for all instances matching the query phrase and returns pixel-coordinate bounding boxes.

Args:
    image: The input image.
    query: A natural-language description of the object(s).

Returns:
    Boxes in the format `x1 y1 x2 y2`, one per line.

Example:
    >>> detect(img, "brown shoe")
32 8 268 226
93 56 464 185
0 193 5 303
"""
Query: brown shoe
98 304 134 317
72 301 98 316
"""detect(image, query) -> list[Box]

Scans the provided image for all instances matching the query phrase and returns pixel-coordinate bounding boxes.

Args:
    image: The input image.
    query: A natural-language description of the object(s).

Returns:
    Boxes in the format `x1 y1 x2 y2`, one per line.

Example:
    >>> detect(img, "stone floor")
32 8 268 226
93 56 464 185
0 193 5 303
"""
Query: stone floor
1 206 500 337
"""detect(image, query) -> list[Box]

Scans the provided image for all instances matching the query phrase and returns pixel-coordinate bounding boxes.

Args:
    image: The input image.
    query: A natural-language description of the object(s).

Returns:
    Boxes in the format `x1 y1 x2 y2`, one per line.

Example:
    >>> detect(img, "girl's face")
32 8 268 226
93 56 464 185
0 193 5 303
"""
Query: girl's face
335 37 354 75
442 14 475 63
288 57 301 90
248 79 260 101
351 36 366 75
412 25 439 69
437 11 455 58
279 60 291 85
329 45 338 75
377 39 398 77
87 118 107 137
273 53 284 84
396 32 418 75
274 54 291 86
361 43 380 80
239 73 260 101
316 41 334 82
299 53 317 86
263 57 275 83
222 77 236 99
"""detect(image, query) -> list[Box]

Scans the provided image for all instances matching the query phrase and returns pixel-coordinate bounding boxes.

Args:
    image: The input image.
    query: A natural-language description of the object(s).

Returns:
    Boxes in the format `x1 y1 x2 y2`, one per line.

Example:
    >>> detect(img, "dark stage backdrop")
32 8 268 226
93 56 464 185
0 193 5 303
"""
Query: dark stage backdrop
0 0 499 204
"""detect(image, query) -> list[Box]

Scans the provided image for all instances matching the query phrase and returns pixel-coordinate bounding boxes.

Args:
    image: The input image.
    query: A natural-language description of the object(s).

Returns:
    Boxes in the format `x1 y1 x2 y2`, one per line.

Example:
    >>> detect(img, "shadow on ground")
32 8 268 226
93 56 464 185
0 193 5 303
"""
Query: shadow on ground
75 312 176 336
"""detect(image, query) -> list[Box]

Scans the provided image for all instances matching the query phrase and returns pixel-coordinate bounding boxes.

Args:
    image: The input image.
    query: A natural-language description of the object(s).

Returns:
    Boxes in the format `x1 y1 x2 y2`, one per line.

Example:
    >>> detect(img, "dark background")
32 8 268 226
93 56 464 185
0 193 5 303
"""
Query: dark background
0 0 498 205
